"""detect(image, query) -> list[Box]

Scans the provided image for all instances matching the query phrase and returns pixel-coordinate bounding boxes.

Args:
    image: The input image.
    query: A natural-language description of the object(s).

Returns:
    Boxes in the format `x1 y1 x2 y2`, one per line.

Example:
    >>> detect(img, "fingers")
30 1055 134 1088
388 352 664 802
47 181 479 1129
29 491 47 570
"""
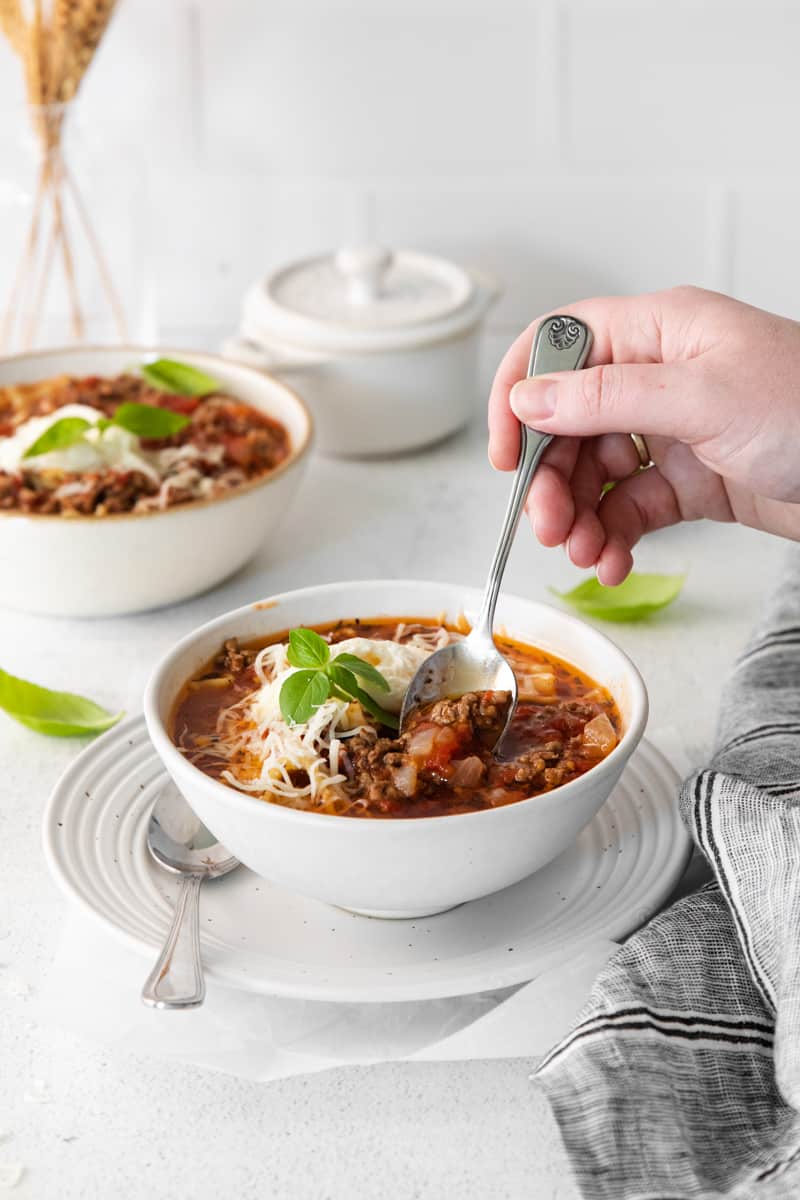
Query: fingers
524 438 580 546
523 437 682 585
566 435 641 568
509 360 709 443
594 467 683 585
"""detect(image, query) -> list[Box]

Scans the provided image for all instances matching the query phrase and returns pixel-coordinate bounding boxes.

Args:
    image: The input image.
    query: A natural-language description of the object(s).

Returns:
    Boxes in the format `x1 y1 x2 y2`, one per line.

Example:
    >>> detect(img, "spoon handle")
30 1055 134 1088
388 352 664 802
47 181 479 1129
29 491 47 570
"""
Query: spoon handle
474 315 593 639
141 873 205 1009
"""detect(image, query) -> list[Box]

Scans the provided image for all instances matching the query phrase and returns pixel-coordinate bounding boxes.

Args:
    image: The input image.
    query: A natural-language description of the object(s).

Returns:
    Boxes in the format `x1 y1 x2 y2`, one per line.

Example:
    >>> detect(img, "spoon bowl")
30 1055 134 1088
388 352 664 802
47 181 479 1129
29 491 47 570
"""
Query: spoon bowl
147 781 239 878
399 630 518 746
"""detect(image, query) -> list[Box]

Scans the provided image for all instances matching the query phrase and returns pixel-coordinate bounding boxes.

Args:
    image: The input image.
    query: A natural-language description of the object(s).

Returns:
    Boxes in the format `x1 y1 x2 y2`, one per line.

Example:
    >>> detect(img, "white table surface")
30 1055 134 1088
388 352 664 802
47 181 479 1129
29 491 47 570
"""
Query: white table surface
0 334 787 1199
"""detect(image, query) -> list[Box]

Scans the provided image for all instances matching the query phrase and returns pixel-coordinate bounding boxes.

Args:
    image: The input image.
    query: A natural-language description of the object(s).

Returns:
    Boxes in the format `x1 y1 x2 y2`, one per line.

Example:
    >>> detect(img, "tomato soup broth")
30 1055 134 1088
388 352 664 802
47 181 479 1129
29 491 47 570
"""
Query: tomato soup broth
172 617 622 819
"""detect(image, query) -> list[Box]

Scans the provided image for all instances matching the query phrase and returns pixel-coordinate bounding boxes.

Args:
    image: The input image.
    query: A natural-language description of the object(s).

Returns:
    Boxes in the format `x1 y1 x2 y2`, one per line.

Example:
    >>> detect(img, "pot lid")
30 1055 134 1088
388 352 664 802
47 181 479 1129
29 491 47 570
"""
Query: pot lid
244 247 487 353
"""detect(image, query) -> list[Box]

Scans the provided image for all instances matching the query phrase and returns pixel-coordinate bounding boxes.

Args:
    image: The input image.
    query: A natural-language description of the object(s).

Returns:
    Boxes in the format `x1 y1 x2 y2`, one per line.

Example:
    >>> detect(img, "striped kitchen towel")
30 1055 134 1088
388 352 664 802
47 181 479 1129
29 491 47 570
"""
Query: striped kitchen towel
537 546 800 1199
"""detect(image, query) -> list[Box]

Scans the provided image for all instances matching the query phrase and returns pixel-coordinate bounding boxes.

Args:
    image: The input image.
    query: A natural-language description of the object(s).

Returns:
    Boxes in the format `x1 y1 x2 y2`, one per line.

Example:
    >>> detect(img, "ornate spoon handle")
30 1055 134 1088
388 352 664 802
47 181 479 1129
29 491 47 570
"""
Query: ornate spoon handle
474 316 593 638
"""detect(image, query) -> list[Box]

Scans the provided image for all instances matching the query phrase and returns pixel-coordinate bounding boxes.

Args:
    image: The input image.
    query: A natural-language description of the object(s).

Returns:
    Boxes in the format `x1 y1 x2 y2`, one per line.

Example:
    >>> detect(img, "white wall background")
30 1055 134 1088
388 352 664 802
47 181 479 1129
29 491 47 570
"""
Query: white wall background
0 0 798 346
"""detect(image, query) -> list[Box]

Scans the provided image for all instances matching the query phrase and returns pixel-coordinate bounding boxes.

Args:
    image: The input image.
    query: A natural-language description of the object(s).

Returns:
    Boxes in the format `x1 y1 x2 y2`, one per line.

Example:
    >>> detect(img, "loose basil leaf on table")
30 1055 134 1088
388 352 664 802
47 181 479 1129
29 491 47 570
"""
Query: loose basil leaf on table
111 402 190 439
0 667 123 736
287 628 331 670
279 669 331 725
22 416 93 459
550 572 686 622
140 358 220 397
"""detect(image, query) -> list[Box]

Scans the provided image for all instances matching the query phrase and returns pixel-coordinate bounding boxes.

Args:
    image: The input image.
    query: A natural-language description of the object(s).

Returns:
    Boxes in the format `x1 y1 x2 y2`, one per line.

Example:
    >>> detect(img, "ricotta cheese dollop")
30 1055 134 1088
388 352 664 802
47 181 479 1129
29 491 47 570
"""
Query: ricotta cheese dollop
0 404 158 482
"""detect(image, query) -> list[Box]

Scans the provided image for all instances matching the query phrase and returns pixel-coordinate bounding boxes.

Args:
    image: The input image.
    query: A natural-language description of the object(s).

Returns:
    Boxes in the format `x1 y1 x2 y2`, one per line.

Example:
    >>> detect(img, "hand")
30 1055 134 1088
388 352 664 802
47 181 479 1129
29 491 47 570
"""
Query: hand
488 286 800 585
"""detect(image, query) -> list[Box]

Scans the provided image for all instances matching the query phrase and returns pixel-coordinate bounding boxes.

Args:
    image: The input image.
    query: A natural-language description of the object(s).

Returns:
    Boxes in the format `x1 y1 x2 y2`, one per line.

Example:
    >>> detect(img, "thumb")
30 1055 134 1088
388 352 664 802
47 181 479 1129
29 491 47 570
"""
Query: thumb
509 361 708 442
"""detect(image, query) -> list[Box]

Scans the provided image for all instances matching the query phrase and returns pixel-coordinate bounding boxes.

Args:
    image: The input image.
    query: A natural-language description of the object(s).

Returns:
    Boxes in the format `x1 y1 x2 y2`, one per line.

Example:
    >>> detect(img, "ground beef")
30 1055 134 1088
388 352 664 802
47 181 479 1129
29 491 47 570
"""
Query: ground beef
183 397 288 469
96 470 160 514
338 686 606 813
342 691 512 808
544 763 573 788
416 690 510 737
0 468 161 516
0 473 18 509
0 373 290 516
341 732 405 809
508 751 547 785
214 638 255 674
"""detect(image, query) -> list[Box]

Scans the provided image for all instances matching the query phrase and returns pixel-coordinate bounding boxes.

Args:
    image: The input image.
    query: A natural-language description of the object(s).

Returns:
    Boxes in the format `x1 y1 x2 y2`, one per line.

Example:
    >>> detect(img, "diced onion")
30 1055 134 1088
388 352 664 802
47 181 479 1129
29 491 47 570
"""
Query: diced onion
449 756 485 788
517 670 557 701
391 762 418 797
582 713 617 753
432 725 460 754
407 725 437 758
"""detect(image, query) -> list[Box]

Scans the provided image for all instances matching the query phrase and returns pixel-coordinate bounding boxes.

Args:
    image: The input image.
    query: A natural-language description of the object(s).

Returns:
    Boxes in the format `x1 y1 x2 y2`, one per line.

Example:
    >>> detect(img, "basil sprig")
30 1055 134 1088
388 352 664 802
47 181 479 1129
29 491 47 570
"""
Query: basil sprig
0 666 123 736
279 628 397 729
140 359 219 396
100 403 190 439
23 402 190 459
550 571 686 622
22 416 93 459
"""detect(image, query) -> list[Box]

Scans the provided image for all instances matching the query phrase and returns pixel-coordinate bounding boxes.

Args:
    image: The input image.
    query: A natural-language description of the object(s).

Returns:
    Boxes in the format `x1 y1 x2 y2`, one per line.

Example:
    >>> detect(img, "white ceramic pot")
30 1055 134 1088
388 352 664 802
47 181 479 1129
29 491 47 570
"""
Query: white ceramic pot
0 347 313 617
144 580 648 919
224 247 499 457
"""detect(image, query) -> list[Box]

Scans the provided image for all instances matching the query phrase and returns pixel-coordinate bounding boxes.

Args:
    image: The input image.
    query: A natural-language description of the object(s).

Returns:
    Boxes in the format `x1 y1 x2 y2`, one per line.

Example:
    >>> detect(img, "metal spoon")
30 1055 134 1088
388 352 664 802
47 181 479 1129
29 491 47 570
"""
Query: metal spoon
141 781 239 1010
400 315 593 745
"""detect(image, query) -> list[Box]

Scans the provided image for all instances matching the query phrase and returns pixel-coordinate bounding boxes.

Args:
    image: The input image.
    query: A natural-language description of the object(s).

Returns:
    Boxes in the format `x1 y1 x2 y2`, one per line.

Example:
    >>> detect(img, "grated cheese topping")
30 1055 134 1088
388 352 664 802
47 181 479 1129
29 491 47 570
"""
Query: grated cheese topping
210 631 450 812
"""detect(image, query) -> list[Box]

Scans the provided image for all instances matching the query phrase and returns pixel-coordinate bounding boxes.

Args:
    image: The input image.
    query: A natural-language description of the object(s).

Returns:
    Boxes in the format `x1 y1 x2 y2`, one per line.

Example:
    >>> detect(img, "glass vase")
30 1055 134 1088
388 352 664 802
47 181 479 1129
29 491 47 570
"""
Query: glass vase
0 101 148 353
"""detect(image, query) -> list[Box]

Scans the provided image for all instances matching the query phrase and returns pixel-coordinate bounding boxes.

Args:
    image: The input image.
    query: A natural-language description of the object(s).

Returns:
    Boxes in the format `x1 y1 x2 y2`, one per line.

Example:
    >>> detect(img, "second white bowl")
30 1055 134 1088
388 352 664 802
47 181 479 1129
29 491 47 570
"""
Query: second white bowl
0 346 312 617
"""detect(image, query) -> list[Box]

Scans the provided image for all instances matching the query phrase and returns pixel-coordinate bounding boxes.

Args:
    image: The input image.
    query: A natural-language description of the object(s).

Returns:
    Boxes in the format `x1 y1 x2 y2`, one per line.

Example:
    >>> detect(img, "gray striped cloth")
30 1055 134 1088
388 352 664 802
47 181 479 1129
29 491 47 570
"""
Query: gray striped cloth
537 546 800 1199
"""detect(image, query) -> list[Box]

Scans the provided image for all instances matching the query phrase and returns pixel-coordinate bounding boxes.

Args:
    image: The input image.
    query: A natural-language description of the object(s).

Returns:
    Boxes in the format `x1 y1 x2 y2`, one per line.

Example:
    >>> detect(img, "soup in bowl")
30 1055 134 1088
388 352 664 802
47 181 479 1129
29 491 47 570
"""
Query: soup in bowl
144 580 648 918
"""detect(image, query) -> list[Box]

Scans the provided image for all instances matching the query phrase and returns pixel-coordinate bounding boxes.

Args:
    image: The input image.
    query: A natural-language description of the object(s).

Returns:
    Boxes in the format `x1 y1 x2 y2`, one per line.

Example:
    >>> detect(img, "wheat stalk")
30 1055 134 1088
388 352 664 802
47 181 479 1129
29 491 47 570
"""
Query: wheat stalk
0 0 124 350
0 0 26 56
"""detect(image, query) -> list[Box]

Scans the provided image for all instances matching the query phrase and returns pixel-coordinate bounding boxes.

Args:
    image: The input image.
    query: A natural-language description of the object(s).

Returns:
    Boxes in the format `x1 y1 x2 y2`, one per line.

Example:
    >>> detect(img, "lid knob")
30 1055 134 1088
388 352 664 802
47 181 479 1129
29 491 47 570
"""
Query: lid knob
335 246 393 307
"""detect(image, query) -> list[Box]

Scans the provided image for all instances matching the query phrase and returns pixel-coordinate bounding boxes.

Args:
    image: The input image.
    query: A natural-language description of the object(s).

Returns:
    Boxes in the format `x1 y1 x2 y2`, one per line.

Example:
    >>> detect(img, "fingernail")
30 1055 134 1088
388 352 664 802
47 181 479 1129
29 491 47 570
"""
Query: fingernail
510 380 557 421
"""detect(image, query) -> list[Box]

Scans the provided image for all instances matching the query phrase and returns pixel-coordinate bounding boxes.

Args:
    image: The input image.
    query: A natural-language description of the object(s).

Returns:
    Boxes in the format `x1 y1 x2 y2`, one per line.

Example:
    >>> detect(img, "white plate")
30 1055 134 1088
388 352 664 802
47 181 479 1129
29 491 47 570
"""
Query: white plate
43 716 690 1003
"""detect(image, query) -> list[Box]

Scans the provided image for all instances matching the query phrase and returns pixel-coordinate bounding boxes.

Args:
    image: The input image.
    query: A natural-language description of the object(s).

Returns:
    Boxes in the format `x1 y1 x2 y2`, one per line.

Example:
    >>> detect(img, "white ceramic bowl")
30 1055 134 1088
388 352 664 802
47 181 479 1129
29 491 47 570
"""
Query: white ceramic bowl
223 248 500 457
0 346 312 617
144 580 648 919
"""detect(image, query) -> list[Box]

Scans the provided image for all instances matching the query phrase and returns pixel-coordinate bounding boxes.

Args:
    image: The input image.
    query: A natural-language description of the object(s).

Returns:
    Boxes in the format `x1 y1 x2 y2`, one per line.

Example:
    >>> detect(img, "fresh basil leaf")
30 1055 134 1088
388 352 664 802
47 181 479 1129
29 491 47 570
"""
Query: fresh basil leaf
550 571 686 623
141 358 220 397
0 667 123 736
333 652 391 692
279 669 330 725
22 416 92 459
111 402 190 439
328 664 399 730
287 628 331 670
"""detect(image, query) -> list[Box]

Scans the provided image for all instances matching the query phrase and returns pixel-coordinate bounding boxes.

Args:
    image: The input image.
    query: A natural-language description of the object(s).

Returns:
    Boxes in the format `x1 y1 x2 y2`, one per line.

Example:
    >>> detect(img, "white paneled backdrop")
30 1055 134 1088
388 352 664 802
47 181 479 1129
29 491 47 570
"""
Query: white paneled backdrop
0 0 798 346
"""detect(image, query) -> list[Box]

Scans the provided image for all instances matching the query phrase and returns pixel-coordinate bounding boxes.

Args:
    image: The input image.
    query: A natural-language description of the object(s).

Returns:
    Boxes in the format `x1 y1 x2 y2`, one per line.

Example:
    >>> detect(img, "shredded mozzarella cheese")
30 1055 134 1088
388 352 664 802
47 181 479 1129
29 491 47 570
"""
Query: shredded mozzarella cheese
209 631 450 812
